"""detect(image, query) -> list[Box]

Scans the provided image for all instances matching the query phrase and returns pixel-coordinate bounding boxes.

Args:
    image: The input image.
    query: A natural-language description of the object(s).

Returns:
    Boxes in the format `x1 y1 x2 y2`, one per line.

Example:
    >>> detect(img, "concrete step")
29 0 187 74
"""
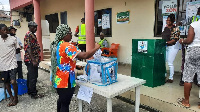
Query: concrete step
43 55 51 59
43 49 50 51
43 59 50 62
43 51 51 55
39 61 50 70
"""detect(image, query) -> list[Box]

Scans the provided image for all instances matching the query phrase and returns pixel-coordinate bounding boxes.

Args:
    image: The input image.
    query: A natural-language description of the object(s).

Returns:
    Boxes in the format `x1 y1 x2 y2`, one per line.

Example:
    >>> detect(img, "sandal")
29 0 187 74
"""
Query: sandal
7 99 18 107
7 97 14 107
198 102 200 109
31 94 44 99
177 98 190 108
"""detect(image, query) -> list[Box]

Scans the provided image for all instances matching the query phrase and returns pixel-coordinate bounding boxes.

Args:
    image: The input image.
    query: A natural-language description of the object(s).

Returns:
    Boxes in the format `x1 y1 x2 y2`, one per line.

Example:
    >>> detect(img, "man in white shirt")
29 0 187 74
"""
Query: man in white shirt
0 24 19 106
9 26 23 79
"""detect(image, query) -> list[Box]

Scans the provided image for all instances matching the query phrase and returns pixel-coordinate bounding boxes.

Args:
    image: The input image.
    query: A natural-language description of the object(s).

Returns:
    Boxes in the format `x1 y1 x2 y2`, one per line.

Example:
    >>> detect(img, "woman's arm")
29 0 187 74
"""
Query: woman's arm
76 43 100 59
166 39 176 45
179 26 195 44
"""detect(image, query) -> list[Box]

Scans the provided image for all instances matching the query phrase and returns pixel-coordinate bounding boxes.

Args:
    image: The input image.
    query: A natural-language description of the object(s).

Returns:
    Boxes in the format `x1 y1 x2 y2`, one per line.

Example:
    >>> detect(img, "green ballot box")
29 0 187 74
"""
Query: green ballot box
131 39 166 87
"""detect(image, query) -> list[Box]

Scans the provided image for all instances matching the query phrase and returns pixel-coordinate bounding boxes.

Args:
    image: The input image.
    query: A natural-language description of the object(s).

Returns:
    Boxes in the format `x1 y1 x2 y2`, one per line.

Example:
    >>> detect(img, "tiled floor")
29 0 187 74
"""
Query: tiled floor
117 64 200 112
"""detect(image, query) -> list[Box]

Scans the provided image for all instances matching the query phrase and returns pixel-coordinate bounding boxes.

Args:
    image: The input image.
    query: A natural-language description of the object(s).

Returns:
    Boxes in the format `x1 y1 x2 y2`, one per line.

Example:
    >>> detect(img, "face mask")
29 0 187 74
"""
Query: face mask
197 15 200 19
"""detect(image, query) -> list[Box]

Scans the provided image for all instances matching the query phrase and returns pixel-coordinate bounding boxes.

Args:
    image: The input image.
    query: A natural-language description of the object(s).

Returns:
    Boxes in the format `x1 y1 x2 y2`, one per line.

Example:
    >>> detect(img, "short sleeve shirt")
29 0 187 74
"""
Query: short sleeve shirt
24 31 41 62
53 40 80 88
0 35 19 71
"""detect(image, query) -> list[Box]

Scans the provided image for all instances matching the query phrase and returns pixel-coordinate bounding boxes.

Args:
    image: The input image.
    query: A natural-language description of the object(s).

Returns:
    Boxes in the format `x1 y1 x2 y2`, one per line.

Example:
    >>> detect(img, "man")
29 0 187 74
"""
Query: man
24 21 43 99
74 18 86 52
192 7 200 23
9 26 23 79
98 32 109 54
0 24 19 106
98 32 109 48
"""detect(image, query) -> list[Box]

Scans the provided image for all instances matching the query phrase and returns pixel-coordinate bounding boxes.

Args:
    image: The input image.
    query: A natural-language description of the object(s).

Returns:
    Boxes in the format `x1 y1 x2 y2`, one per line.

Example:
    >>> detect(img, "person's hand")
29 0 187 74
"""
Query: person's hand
32 60 38 66
95 43 101 49
179 38 184 44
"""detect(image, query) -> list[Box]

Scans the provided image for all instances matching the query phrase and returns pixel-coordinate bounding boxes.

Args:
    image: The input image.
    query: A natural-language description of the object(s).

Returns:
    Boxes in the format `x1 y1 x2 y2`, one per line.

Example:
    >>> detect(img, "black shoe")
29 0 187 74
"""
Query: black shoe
31 94 44 99
179 81 184 86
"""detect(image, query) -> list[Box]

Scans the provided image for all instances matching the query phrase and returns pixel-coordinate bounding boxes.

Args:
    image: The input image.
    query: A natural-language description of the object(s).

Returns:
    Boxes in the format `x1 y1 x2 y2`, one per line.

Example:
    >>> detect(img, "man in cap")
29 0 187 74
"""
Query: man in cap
9 26 23 79
191 7 200 23
24 21 43 99
74 18 86 52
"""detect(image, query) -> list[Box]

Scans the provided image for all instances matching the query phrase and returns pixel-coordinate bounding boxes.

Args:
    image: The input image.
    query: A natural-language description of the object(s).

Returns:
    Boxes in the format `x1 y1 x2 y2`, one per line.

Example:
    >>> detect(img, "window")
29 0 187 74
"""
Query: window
45 13 59 33
154 0 198 37
60 11 67 25
94 8 112 37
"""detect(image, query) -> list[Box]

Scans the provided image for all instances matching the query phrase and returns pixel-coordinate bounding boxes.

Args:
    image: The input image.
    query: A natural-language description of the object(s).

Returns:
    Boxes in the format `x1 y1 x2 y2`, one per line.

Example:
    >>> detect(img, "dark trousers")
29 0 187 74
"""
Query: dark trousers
25 62 38 96
56 88 75 112
17 61 23 79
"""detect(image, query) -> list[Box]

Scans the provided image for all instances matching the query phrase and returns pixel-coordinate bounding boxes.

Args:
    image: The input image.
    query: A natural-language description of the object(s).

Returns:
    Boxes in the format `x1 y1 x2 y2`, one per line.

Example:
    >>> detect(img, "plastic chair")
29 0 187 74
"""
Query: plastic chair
101 43 120 57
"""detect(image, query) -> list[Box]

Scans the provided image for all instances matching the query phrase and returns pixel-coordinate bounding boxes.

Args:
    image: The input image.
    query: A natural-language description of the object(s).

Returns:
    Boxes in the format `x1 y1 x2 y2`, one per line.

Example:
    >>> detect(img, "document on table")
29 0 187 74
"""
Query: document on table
77 85 93 104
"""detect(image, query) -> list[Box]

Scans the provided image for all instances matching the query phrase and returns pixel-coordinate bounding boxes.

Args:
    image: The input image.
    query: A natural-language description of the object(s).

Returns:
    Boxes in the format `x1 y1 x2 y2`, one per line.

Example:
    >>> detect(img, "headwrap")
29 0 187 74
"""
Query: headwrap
50 24 70 87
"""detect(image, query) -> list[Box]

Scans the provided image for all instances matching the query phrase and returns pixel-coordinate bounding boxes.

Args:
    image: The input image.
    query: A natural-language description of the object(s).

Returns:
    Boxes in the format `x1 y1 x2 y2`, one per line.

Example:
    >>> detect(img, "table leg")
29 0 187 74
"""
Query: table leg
135 86 141 112
107 98 112 112
78 99 83 112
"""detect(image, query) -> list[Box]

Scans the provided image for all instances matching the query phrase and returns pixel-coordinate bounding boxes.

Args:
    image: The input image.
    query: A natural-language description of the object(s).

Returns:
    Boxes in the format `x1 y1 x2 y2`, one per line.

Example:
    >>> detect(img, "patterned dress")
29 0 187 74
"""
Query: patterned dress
52 40 80 88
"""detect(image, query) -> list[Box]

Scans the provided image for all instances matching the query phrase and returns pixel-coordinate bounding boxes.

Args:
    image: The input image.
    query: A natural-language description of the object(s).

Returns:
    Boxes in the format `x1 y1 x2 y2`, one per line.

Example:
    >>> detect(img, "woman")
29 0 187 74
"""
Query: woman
162 14 181 83
51 24 100 112
178 18 200 108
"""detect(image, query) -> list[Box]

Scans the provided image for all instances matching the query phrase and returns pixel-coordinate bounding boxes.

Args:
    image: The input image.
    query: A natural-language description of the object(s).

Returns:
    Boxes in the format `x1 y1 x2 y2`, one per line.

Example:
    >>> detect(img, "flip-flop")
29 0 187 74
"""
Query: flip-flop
177 98 190 108
7 100 17 107
7 98 14 107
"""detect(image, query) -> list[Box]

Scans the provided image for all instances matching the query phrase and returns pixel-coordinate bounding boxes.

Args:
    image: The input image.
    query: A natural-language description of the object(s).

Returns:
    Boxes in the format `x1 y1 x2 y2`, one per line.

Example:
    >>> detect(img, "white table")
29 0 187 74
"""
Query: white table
76 74 146 112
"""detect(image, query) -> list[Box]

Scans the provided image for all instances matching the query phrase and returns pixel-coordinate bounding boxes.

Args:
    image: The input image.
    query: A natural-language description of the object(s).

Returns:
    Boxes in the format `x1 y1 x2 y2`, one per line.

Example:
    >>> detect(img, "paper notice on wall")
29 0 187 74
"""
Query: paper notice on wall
162 1 177 14
102 14 110 29
162 16 168 32
179 26 186 36
138 41 148 53
186 1 200 24
117 11 130 24
98 19 102 27
77 85 93 104
186 25 190 35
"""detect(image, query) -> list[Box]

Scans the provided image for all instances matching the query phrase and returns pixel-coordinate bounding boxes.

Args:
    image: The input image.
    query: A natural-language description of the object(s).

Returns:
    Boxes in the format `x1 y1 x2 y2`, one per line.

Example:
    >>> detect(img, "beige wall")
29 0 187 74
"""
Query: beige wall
11 11 29 44
11 0 182 72
0 20 11 27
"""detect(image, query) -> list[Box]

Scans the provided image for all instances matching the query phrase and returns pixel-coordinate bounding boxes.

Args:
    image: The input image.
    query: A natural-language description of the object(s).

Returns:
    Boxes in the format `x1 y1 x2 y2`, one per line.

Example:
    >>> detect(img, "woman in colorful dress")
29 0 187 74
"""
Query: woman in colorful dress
51 24 100 112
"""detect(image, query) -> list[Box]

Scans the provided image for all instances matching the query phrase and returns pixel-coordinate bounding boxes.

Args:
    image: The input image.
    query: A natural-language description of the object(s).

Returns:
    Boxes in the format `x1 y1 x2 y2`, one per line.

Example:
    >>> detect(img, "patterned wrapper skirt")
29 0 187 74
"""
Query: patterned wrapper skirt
182 46 200 83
